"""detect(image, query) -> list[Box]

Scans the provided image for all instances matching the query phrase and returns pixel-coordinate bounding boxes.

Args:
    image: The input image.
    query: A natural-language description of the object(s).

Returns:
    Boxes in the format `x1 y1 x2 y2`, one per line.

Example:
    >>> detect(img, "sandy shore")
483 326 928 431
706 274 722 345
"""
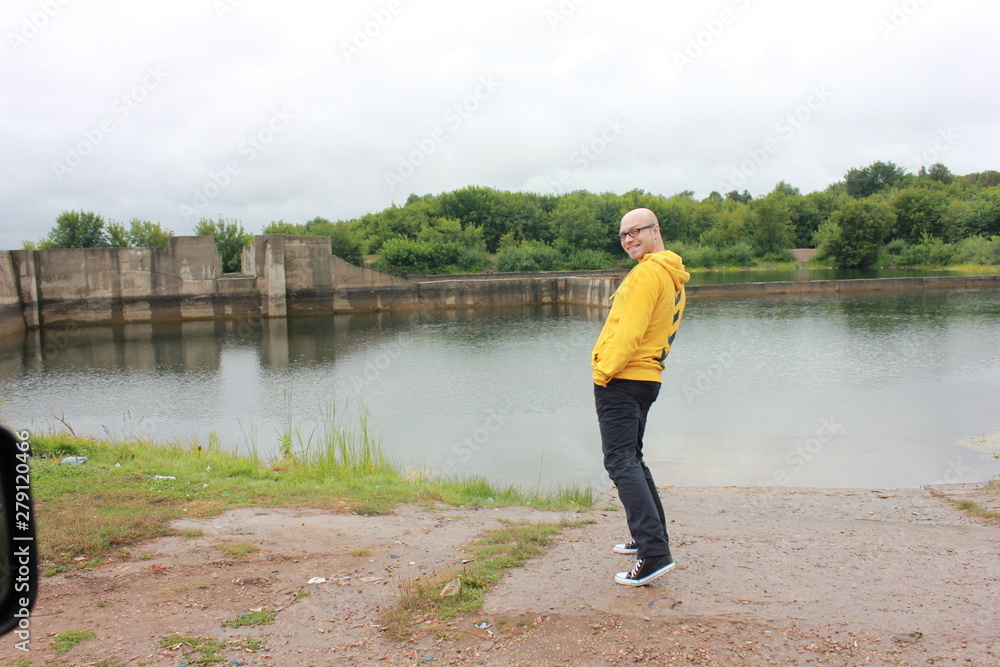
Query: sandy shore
4 483 998 666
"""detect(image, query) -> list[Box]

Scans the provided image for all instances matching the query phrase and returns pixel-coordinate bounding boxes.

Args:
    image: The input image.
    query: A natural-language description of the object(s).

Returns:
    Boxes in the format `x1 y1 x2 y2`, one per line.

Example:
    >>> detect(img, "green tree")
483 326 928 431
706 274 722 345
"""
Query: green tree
725 190 753 205
819 198 895 267
502 192 555 245
691 199 723 245
944 188 1000 238
305 217 365 266
45 210 108 248
750 196 793 256
771 180 800 197
962 170 1000 188
785 196 823 248
106 221 129 247
890 187 950 241
436 186 510 251
658 196 700 243
132 219 173 247
262 220 307 235
102 218 173 248
766 183 823 248
354 202 431 253
195 216 252 273
549 193 607 253
924 163 954 184
844 161 906 198
711 206 752 247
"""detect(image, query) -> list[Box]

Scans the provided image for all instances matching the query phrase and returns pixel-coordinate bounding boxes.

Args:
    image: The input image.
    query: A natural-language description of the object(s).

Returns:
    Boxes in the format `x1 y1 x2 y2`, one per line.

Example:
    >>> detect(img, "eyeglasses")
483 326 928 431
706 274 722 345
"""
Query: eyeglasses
618 223 655 241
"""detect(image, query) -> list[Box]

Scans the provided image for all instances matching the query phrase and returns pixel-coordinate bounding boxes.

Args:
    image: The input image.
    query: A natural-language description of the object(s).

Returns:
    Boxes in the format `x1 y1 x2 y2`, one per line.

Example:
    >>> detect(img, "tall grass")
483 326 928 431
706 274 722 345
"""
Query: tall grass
26 406 595 569
309 403 391 475
260 392 392 474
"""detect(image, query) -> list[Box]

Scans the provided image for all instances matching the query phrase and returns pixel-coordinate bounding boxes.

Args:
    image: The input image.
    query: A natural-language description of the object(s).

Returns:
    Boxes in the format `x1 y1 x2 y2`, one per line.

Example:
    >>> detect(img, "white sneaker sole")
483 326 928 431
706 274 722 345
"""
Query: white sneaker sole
614 561 675 586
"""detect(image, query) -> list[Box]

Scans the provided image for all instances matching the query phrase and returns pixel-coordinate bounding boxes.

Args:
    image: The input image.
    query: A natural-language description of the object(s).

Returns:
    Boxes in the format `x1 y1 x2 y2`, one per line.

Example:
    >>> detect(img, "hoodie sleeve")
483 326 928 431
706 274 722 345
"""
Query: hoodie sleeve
591 264 659 385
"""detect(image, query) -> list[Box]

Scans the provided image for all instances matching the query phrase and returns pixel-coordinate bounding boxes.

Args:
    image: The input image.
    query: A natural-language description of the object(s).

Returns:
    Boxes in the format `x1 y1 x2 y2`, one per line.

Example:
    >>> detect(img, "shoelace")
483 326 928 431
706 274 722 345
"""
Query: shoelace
627 559 644 577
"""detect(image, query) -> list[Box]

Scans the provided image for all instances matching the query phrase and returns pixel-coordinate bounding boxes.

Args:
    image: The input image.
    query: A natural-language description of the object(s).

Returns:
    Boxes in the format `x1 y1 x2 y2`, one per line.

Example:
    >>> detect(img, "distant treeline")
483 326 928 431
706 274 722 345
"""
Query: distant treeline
28 161 1000 273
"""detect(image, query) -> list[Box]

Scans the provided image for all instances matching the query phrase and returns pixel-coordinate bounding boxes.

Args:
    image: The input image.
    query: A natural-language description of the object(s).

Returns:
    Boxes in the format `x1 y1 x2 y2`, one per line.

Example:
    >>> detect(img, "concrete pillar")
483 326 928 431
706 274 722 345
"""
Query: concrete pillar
261 236 287 318
10 250 40 329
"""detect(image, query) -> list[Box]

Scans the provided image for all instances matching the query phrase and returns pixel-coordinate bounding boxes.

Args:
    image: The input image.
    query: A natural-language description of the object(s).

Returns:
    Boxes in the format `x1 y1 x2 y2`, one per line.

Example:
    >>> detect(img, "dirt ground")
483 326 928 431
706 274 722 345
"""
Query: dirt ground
4 483 999 666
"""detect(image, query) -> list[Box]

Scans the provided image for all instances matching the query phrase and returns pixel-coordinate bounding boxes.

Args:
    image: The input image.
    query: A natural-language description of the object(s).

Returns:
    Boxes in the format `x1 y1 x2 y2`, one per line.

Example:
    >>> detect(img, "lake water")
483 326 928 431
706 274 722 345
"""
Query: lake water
685 266 960 285
1 288 998 492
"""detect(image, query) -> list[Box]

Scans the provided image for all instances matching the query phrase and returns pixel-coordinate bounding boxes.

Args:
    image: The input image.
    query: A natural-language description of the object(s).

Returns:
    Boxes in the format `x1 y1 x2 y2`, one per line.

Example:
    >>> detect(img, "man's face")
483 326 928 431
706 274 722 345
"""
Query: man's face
619 220 657 260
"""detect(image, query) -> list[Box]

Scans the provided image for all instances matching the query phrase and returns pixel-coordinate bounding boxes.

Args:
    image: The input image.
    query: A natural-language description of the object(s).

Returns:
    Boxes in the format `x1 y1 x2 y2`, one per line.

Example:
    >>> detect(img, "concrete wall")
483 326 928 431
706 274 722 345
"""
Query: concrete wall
0 235 416 337
688 274 1000 298
2 235 998 340
0 251 22 337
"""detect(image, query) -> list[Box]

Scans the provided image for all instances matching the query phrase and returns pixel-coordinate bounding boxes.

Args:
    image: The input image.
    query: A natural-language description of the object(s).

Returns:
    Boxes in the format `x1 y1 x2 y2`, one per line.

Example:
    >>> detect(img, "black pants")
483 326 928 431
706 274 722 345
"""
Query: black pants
595 379 671 559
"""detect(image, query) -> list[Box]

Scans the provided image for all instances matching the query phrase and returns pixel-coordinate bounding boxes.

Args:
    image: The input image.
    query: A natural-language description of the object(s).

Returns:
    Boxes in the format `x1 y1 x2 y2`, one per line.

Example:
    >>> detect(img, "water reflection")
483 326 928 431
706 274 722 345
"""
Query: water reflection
1 293 998 491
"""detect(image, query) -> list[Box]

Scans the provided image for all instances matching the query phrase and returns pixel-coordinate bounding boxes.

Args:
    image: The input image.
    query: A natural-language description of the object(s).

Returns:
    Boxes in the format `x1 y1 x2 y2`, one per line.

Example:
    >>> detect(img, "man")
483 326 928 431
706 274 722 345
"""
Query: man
592 207 690 586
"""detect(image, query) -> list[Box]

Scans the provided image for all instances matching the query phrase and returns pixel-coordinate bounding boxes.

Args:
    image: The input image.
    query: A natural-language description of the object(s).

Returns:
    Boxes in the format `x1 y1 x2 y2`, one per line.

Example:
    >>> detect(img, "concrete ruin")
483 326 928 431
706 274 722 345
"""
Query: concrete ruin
1 234 998 338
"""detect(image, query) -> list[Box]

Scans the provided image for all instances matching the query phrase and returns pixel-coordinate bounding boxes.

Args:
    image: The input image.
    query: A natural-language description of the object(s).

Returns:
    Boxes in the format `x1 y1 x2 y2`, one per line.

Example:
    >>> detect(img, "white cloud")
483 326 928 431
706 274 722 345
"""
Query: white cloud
2 0 998 247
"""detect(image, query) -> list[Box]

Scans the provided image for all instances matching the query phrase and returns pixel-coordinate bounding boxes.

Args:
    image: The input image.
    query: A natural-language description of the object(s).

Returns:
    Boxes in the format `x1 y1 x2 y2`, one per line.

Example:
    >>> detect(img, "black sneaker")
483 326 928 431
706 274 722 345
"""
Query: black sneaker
614 554 675 586
613 541 638 554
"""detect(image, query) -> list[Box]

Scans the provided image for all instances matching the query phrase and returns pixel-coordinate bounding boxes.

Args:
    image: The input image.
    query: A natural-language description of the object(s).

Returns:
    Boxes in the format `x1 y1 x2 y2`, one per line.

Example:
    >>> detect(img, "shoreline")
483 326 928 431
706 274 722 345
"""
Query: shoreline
3 235 998 336
5 482 997 665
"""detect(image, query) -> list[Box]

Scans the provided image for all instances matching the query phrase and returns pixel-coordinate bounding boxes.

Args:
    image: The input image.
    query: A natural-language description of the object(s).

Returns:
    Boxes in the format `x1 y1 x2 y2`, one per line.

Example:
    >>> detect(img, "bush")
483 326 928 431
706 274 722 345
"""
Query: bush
375 238 437 274
195 216 252 273
452 246 491 273
905 236 956 266
376 238 490 275
820 198 894 268
757 249 795 263
497 242 561 272
953 236 1000 265
669 242 716 268
660 241 765 268
879 238 909 265
718 242 754 266
990 237 1000 265
665 242 761 268
559 249 615 270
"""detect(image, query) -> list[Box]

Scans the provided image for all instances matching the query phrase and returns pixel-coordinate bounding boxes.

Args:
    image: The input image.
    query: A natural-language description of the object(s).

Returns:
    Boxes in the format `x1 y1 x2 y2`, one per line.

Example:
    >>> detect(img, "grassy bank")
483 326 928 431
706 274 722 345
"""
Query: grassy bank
28 430 595 573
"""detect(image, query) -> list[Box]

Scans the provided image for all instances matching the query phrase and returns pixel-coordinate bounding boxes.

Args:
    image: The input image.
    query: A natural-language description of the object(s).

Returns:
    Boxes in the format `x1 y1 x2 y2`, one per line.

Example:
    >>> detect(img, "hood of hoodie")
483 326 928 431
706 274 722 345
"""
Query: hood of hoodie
641 250 690 293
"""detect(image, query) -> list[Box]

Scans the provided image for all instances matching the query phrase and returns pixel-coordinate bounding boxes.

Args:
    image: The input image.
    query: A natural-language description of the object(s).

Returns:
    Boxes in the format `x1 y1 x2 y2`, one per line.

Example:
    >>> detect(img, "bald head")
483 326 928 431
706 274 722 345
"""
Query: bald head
621 208 658 229
619 208 664 259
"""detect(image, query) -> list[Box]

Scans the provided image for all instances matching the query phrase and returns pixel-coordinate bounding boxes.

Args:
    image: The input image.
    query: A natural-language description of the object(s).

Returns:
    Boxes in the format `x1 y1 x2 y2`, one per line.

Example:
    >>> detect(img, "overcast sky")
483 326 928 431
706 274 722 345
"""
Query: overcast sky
2 0 998 249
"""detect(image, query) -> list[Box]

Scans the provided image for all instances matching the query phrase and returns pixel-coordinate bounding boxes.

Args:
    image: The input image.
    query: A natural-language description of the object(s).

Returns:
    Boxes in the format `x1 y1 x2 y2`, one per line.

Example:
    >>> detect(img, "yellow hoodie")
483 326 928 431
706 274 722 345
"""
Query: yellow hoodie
591 250 690 385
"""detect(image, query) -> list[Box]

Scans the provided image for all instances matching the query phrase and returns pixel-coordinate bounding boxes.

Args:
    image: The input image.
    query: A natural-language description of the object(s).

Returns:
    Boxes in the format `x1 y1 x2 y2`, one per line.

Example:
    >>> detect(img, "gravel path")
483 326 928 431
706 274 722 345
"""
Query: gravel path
4 484 997 666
